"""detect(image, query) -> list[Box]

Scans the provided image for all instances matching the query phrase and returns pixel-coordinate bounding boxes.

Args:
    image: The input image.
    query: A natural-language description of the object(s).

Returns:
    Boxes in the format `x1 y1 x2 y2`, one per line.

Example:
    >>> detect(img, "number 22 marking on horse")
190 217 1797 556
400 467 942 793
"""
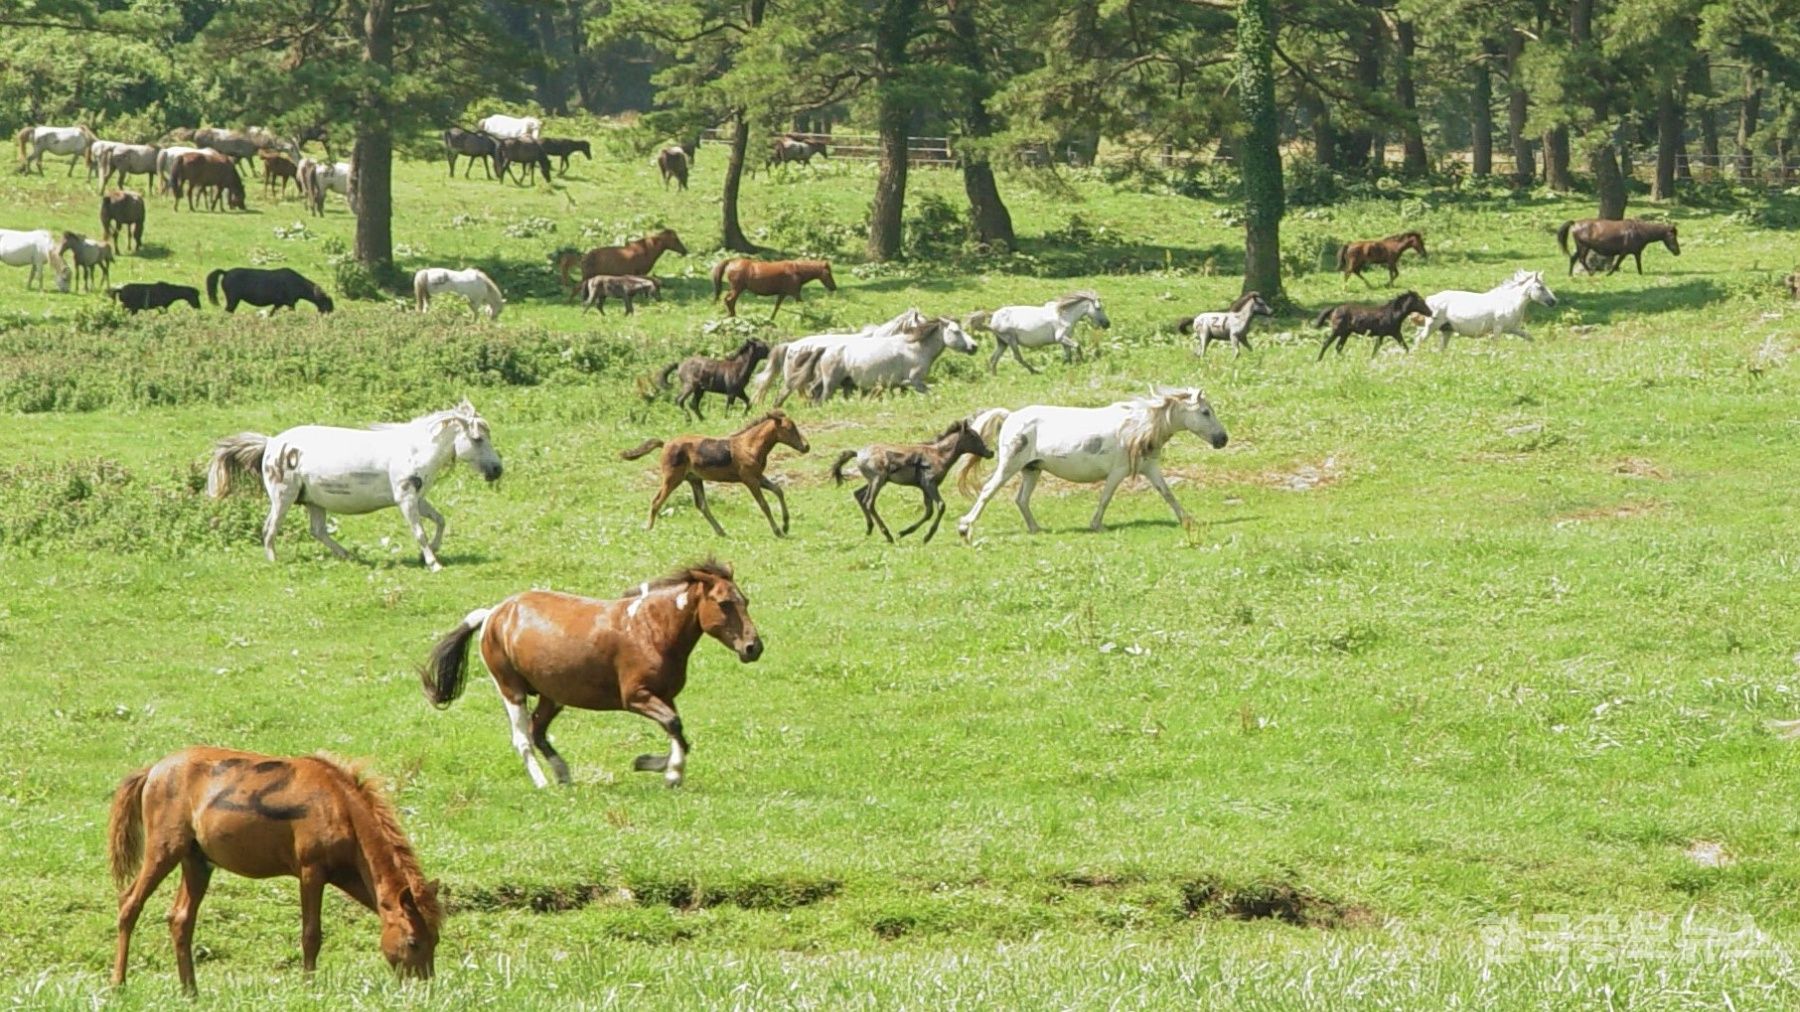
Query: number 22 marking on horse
209 760 309 820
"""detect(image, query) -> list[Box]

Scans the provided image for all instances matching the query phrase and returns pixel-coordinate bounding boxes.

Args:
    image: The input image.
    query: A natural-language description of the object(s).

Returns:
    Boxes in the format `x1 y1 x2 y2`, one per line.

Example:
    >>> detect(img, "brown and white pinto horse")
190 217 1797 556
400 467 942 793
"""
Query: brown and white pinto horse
711 258 836 319
420 561 763 788
1338 231 1426 286
108 747 442 993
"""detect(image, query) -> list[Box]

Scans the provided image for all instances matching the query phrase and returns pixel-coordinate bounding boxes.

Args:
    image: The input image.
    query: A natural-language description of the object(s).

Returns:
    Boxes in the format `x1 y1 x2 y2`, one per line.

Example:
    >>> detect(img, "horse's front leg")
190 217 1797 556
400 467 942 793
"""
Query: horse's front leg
1631 251 1643 275
298 867 327 975
1507 324 1535 342
768 294 786 322
394 483 444 571
1057 328 1082 363
1141 459 1194 529
627 692 691 787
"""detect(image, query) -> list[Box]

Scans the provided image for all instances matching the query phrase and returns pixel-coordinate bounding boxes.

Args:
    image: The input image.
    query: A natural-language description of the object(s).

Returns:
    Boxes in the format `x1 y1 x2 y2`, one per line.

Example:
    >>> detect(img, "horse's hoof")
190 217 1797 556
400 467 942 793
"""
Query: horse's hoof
664 775 683 789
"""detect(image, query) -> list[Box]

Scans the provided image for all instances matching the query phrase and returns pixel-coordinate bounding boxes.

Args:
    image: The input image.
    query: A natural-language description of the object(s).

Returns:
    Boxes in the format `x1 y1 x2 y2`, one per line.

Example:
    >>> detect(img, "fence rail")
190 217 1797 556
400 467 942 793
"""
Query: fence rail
699 129 956 166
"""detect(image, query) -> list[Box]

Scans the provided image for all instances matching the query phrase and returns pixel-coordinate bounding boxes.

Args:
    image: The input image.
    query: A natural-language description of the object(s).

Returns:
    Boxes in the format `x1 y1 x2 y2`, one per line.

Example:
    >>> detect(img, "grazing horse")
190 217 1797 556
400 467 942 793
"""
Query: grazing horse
476 114 541 140
0 228 70 291
578 274 660 315
538 137 590 174
171 151 245 211
155 145 203 195
712 258 836 319
97 143 159 193
1417 270 1558 350
1312 291 1431 359
207 267 334 313
752 309 927 407
206 400 502 571
805 317 977 402
59 231 112 291
414 267 504 319
831 419 993 543
191 127 264 170
958 386 1229 537
494 138 554 184
620 411 810 537
17 124 94 175
108 748 440 993
112 282 200 313
768 135 827 169
419 560 762 788
564 229 688 295
1338 231 1427 286
1558 218 1680 276
1179 291 1275 358
442 127 499 178
964 291 1112 373
654 339 771 420
657 145 690 189
259 151 298 197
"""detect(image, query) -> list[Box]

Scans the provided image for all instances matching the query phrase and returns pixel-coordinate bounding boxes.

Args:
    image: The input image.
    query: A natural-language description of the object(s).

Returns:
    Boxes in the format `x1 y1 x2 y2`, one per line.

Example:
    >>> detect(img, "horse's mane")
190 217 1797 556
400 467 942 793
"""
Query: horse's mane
1384 231 1424 242
900 317 947 343
1116 392 1186 471
732 410 787 436
1056 290 1101 310
312 754 444 932
628 558 735 596
1227 291 1261 312
934 418 971 441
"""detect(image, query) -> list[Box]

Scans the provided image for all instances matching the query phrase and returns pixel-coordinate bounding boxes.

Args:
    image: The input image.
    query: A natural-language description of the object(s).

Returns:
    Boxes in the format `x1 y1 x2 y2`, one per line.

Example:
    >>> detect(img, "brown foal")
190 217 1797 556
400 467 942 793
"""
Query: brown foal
620 411 810 537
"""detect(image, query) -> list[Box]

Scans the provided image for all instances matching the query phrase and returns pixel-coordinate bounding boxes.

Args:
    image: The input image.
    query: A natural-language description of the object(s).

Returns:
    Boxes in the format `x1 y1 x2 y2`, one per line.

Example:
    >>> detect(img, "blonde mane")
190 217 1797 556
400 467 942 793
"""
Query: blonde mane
1115 394 1181 472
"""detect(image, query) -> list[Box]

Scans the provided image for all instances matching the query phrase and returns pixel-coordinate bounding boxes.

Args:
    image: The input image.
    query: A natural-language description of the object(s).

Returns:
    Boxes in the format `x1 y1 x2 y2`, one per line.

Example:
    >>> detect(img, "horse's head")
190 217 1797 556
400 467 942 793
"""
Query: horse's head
815 261 838 291
1065 291 1110 328
1152 384 1228 449
378 879 441 980
1394 291 1431 319
1663 224 1681 256
945 419 995 460
309 285 336 314
1522 271 1557 307
653 229 687 256
1234 291 1275 317
1407 232 1428 259
741 339 771 365
445 398 503 482
689 562 762 663
767 409 810 455
937 317 977 353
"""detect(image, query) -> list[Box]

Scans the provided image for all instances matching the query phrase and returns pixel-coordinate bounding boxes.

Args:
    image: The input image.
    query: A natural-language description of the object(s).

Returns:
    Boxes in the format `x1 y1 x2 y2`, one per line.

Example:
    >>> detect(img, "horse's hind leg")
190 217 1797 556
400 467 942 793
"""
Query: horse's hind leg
863 475 895 543
853 484 876 536
113 821 187 985
499 688 551 788
1014 467 1044 534
1010 339 1040 375
627 692 690 787
168 851 212 993
689 478 728 536
262 483 299 562
530 697 572 785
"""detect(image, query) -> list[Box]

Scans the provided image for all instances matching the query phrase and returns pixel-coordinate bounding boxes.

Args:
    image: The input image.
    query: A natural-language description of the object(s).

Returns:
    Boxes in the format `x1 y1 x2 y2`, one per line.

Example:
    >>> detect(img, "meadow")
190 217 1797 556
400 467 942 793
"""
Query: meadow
4 126 1800 1008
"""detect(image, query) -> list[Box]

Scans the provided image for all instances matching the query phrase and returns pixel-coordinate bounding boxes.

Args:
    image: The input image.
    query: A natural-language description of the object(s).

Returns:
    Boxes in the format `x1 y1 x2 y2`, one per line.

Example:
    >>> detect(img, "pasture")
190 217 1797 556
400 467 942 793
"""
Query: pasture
4 126 1800 1007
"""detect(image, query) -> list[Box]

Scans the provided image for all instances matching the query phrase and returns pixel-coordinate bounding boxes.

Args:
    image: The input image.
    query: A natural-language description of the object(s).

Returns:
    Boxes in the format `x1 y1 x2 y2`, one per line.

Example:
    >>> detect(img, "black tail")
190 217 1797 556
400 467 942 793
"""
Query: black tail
1556 220 1573 256
205 268 225 305
830 449 857 485
420 609 488 708
1175 316 1196 335
655 361 679 391
1311 307 1333 328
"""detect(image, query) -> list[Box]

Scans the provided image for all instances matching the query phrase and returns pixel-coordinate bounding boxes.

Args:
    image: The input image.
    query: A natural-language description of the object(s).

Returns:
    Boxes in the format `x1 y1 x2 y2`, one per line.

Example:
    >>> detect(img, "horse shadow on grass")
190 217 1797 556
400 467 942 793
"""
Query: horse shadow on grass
130 244 173 261
1557 277 1724 324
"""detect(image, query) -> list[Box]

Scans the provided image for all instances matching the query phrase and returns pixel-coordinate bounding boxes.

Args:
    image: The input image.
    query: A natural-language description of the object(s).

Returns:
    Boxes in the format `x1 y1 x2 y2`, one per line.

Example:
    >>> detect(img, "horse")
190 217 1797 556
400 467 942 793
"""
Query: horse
711 258 836 319
97 143 159 193
768 135 827 169
957 386 1229 538
112 281 200 313
207 267 334 313
419 560 762 788
494 138 554 184
205 399 502 572
298 159 351 216
17 124 94 175
564 230 687 296
155 145 203 195
657 145 690 189
1417 270 1558 350
654 339 771 420
620 411 810 537
442 127 498 178
578 274 659 315
259 151 298 197
0 228 70 291
191 127 263 169
107 747 441 993
171 151 245 211
59 231 112 291
831 419 993 543
1178 291 1274 358
751 309 927 407
1311 291 1432 359
1338 231 1427 286
476 113 541 140
414 267 504 319
805 317 977 402
538 137 590 175
964 291 1111 373
1558 218 1680 276
86 138 126 179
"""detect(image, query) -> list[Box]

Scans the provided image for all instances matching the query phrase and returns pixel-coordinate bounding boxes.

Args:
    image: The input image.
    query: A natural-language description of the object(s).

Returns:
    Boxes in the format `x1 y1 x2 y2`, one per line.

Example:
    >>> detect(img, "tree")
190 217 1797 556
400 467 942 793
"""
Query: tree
1238 0 1283 297
945 0 1014 248
866 0 925 260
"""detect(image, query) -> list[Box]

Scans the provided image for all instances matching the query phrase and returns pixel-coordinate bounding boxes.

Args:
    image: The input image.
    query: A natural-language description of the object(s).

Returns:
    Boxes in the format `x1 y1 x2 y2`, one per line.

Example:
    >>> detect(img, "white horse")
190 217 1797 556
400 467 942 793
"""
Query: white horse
415 267 504 319
965 291 1111 373
98 143 160 193
17 125 94 175
0 229 70 291
1417 270 1559 350
957 386 1229 538
86 138 126 179
1179 291 1275 358
476 114 541 141
298 159 352 216
809 317 978 401
205 400 503 572
752 308 927 406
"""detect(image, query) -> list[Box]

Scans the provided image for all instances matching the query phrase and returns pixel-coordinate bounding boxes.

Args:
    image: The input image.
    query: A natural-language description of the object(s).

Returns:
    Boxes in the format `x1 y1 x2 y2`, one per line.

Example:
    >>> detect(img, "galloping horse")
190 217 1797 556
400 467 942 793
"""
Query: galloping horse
1417 270 1558 349
711 258 836 319
1312 291 1432 359
1179 291 1275 358
1338 231 1427 286
965 291 1111 373
108 748 441 993
205 399 502 571
831 418 993 543
654 339 770 419
414 267 504 319
1557 218 1680 276
621 411 810 537
419 560 763 788
751 309 926 407
0 228 70 290
17 124 94 175
562 229 688 296
805 316 977 401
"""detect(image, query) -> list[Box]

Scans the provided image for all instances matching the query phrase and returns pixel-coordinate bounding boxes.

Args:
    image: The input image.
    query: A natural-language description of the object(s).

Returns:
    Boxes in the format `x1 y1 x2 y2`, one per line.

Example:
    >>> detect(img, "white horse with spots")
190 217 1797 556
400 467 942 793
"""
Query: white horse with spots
1416 269 1559 350
476 114 541 141
17 125 94 175
414 267 504 319
808 316 978 401
964 291 1111 373
0 229 70 291
752 307 926 406
205 400 503 572
957 386 1229 538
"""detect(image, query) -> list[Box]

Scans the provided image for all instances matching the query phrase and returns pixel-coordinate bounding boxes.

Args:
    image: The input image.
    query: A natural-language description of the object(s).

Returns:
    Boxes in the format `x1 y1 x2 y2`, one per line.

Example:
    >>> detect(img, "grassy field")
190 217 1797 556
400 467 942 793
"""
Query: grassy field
4 124 1800 1008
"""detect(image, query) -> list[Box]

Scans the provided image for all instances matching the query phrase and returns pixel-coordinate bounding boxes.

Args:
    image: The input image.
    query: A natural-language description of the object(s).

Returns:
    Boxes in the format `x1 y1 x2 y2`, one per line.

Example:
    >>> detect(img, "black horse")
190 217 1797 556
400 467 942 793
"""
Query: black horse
112 282 201 313
1312 291 1431 360
442 127 499 179
653 339 770 420
494 139 555 185
206 268 334 314
537 137 591 176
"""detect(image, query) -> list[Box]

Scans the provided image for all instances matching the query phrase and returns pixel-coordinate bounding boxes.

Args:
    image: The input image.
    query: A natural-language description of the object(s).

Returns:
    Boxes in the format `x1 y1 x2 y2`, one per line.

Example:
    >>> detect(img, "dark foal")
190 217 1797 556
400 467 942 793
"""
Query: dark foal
1312 291 1431 360
829 419 993 544
655 339 770 420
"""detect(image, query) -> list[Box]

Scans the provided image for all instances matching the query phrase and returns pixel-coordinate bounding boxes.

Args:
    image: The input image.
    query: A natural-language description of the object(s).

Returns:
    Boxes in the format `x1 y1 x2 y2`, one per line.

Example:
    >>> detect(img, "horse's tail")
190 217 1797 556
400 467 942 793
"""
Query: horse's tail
958 407 1011 496
1311 307 1333 328
1176 316 1196 335
205 268 226 305
420 607 491 708
829 449 857 486
711 258 732 301
655 361 679 391
963 310 991 332
751 343 787 402
15 127 27 161
1557 220 1574 255
413 270 429 311
480 272 503 315
206 432 267 498
620 438 665 461
1336 244 1349 270
108 766 149 892
789 347 826 402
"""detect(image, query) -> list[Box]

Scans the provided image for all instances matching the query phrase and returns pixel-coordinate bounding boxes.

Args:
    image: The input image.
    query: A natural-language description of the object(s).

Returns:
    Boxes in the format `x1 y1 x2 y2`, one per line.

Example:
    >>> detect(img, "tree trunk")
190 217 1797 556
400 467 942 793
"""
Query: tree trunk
1688 54 1717 178
1544 127 1573 189
1737 71 1761 184
948 0 1014 247
1505 30 1533 186
721 110 756 252
1394 18 1428 177
1472 45 1494 177
1343 18 1383 171
1653 81 1679 199
351 0 394 272
866 0 921 261
1304 91 1339 169
1238 0 1283 298
533 6 573 114
1592 140 1626 218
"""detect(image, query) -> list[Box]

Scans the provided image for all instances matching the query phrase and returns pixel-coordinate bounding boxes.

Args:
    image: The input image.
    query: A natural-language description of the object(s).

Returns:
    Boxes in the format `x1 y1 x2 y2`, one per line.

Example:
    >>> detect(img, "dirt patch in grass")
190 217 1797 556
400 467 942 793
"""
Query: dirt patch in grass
1610 457 1670 480
1554 500 1662 526
1259 454 1346 492
1179 877 1375 929
454 875 841 914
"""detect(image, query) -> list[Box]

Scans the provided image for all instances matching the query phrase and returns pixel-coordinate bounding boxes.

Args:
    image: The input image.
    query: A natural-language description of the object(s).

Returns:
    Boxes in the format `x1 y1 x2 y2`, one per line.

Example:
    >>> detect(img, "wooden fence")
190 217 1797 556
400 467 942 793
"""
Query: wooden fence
700 129 956 166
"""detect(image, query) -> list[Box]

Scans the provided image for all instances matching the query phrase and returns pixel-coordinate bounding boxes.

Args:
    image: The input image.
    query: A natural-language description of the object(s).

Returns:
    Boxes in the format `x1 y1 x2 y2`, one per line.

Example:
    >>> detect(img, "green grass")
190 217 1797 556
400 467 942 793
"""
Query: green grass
5 124 1800 1007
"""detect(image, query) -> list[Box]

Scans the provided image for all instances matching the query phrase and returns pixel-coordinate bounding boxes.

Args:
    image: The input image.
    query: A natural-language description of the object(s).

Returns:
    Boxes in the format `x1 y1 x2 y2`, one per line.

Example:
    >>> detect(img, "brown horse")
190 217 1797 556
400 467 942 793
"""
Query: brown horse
420 560 763 788
561 229 688 297
100 189 144 252
1557 218 1680 276
260 150 298 197
657 145 690 189
1338 231 1426 286
620 411 810 536
830 418 993 544
1312 290 1431 359
711 258 836 319
108 747 442 993
170 151 244 212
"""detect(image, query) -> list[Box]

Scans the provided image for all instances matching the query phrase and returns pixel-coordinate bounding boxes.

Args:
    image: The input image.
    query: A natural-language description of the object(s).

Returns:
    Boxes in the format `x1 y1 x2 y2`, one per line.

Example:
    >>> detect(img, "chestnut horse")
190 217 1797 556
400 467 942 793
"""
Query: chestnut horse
560 229 688 297
711 258 836 319
108 747 442 993
1557 218 1680 276
620 410 810 537
1338 231 1426 286
420 560 764 788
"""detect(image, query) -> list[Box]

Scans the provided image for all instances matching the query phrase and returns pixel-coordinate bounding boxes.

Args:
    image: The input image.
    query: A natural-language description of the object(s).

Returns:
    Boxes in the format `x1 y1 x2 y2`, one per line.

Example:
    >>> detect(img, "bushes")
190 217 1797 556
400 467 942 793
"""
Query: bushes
0 458 263 556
